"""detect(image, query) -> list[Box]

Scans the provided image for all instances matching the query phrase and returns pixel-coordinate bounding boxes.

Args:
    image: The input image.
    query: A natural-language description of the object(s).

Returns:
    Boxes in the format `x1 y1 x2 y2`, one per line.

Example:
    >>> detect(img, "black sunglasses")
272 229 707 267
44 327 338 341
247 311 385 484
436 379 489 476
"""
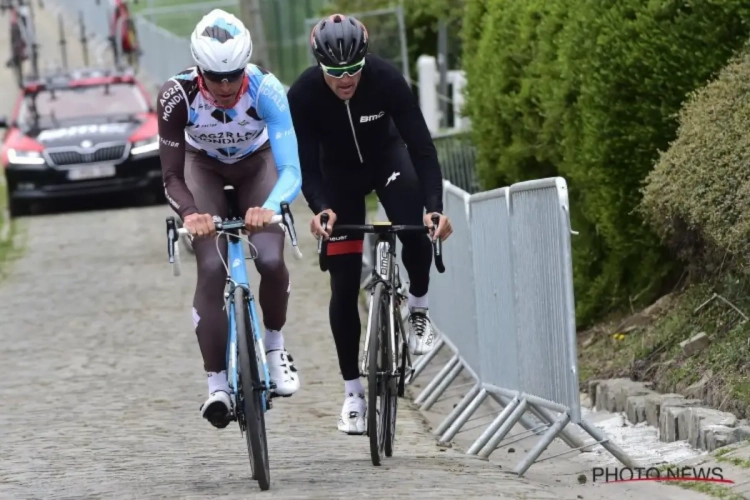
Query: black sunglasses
201 68 245 83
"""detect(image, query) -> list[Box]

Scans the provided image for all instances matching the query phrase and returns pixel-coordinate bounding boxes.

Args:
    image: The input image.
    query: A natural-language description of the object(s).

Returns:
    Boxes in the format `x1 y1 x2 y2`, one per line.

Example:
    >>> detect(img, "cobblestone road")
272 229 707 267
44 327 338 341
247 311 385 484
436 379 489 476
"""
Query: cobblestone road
0 198 569 499
0 8 566 499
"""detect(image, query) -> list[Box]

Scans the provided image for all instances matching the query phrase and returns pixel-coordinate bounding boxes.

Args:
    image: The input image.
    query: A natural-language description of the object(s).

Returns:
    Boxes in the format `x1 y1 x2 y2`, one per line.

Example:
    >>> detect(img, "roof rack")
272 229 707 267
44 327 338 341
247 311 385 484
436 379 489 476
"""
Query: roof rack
21 66 137 92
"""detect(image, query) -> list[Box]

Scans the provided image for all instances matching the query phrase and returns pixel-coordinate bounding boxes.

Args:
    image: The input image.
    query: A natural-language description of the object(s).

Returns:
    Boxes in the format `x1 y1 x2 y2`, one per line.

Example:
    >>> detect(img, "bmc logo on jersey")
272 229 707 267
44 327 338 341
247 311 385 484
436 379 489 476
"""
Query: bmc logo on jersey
360 111 385 123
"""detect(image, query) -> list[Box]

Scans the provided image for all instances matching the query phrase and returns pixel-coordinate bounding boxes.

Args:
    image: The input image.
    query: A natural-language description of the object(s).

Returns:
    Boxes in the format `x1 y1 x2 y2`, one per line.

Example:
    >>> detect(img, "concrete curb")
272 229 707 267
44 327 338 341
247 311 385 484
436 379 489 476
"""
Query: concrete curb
589 378 750 452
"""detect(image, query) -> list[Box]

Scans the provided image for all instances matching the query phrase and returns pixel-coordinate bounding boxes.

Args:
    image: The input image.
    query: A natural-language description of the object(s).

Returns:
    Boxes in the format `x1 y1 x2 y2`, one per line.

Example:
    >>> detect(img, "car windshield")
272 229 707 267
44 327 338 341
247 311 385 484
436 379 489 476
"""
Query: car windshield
19 83 150 128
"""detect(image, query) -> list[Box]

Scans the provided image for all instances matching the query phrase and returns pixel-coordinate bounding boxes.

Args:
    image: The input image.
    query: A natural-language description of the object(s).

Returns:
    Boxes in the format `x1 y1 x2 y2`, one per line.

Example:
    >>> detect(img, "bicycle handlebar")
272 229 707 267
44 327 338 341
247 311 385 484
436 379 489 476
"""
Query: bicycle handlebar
316 212 446 274
173 214 284 235
165 201 302 277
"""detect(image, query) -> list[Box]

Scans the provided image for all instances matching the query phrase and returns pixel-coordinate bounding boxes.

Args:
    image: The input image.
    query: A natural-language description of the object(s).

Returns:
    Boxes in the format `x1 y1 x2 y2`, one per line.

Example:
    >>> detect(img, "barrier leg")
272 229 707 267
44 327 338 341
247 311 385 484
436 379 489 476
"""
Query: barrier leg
421 361 463 411
513 411 570 476
408 337 445 385
478 398 528 458
467 396 520 455
439 387 487 442
528 403 588 451
491 392 545 437
414 353 458 405
578 419 639 468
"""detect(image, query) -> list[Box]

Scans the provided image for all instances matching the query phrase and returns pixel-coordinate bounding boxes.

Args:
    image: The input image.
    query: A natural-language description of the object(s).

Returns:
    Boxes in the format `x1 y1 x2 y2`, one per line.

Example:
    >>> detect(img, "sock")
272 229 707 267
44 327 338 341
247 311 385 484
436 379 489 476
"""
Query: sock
344 378 364 396
265 329 284 352
408 292 428 311
207 370 228 394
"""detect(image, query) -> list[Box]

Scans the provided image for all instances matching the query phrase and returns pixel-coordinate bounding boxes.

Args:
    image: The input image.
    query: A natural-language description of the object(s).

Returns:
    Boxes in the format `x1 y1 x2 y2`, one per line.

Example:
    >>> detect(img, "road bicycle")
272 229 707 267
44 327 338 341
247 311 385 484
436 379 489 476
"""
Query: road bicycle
317 213 445 466
165 187 302 491
0 0 41 88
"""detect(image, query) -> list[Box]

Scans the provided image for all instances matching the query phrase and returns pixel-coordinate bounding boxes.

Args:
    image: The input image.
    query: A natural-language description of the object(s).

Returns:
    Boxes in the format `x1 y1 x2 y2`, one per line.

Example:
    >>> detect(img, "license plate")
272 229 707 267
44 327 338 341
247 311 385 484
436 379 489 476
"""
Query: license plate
67 164 116 181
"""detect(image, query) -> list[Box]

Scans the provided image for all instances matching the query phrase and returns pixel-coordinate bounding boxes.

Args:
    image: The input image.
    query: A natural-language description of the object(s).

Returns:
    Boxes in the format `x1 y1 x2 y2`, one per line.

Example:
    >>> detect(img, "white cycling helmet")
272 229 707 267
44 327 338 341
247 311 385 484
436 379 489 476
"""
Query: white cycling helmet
190 9 253 74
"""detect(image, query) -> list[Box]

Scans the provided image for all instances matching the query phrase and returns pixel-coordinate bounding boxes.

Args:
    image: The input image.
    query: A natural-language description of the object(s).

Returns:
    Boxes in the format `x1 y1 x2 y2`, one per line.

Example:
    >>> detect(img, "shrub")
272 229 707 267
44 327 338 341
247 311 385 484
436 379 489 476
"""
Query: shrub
641 44 750 274
462 0 750 325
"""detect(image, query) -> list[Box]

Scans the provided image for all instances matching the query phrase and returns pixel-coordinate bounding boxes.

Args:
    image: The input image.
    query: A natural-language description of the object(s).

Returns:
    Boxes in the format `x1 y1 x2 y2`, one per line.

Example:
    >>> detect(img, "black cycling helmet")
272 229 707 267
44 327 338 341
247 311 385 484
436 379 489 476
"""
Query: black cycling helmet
310 14 369 67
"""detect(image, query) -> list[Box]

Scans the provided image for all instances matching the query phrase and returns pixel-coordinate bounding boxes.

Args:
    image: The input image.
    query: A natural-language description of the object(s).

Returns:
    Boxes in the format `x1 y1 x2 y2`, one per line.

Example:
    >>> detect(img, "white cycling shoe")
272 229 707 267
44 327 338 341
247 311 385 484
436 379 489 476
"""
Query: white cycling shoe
338 392 367 435
267 348 300 397
200 390 233 429
408 307 436 356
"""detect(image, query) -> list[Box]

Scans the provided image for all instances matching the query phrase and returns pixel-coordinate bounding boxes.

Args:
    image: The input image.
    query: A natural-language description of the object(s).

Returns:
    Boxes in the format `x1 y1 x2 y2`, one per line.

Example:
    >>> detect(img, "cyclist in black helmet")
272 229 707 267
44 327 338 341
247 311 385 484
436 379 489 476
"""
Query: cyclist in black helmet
287 14 453 435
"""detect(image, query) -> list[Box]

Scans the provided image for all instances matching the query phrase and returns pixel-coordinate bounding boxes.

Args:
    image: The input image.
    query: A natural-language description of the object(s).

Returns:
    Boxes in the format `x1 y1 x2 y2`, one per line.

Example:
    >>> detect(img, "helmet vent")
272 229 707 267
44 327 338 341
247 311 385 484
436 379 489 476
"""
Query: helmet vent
201 26 235 43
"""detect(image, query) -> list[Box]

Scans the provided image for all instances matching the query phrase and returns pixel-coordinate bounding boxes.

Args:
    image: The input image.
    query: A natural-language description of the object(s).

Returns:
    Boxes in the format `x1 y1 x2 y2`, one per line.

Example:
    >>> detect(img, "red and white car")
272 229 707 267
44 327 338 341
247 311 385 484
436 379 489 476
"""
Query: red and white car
0 67 161 216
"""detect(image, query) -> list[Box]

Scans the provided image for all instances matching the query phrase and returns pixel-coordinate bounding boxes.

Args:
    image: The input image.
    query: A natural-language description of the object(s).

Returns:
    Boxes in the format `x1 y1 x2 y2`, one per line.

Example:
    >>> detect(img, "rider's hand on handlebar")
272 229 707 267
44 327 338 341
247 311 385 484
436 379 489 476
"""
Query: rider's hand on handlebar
183 213 216 238
311 209 337 240
244 207 276 233
424 212 452 241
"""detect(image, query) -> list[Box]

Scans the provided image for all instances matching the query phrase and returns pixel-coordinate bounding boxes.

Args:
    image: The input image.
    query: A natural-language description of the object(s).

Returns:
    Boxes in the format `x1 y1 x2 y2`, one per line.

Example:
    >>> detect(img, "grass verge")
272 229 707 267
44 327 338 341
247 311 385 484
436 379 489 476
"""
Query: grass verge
0 174 21 280
132 0 242 37
713 443 750 469
578 273 750 418
654 463 744 499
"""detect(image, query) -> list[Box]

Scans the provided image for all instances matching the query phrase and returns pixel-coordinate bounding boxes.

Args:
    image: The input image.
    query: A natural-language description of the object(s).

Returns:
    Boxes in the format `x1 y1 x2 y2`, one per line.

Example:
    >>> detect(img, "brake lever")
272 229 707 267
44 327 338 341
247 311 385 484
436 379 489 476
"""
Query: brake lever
280 202 302 259
318 212 329 255
166 217 176 264
318 212 329 272
431 214 445 273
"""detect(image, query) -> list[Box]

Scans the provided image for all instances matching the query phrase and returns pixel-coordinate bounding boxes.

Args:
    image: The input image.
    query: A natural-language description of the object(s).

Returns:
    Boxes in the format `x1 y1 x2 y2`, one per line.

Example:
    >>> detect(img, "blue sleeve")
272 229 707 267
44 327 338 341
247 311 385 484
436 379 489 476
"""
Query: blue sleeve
256 73 302 213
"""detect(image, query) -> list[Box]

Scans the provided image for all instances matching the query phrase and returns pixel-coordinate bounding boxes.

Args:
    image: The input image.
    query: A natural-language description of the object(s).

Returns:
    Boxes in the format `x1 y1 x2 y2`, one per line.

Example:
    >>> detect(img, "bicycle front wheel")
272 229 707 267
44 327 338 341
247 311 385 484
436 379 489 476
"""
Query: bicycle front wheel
367 282 395 466
235 287 270 490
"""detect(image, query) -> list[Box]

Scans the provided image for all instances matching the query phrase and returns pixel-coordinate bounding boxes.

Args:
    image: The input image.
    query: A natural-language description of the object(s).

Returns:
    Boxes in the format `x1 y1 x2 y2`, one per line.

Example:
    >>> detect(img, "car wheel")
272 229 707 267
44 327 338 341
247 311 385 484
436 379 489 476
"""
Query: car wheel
8 198 30 218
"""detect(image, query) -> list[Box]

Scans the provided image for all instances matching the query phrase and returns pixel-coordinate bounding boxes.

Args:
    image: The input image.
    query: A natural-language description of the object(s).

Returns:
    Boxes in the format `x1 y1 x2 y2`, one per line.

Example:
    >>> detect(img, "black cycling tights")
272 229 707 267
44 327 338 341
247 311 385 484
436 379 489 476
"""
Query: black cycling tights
323 145 433 381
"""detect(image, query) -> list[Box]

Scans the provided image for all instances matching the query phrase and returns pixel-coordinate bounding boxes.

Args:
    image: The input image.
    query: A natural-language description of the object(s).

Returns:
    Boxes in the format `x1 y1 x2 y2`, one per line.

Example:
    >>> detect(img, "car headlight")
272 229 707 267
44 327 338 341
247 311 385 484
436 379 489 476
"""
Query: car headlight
7 148 45 165
131 135 159 155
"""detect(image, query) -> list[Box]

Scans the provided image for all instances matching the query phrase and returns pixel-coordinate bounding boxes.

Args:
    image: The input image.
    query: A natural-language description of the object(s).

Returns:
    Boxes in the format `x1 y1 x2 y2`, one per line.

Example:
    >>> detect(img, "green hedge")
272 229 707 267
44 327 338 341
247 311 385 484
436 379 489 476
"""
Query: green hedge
463 0 750 326
640 45 750 273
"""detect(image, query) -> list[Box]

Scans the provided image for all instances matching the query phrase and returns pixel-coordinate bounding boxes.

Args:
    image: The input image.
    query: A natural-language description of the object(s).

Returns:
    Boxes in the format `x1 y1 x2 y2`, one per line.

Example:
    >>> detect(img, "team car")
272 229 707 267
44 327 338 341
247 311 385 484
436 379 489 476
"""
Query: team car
0 67 161 216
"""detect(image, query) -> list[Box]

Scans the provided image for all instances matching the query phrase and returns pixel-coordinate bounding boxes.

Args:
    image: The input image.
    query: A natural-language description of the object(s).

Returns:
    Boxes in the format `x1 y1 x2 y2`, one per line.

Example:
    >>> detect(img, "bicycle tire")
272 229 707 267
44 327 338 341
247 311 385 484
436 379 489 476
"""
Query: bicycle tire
367 282 393 465
235 286 271 490
385 316 400 457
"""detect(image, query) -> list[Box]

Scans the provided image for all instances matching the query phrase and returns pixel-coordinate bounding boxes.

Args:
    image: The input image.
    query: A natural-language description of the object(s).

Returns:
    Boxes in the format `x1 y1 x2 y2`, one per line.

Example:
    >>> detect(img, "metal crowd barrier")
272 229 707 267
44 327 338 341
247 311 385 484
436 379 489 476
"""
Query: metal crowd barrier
134 15 194 86
48 1 226 89
363 177 637 476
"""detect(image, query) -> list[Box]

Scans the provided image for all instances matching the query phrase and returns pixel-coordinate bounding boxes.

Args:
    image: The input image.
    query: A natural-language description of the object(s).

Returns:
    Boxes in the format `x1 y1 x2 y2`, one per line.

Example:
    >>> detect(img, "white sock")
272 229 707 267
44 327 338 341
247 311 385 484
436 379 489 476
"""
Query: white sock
207 370 229 394
265 329 284 352
408 292 428 311
344 378 364 396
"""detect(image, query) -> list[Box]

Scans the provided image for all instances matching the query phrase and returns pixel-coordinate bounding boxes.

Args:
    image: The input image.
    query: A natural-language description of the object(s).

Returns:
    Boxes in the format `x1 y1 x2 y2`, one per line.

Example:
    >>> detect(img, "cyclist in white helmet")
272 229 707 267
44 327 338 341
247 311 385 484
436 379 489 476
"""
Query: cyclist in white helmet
156 9 302 429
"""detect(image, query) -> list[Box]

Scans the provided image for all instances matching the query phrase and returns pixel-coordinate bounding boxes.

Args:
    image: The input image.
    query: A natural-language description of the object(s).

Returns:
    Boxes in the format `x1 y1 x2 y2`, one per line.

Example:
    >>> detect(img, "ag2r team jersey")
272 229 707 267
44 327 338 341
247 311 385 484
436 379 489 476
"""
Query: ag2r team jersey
156 64 301 219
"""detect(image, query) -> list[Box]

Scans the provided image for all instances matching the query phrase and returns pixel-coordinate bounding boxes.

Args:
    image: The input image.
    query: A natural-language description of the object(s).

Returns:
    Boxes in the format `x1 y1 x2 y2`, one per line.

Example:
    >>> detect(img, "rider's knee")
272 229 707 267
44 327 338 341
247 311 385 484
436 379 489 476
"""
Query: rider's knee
255 252 287 278
398 232 430 250
196 253 226 283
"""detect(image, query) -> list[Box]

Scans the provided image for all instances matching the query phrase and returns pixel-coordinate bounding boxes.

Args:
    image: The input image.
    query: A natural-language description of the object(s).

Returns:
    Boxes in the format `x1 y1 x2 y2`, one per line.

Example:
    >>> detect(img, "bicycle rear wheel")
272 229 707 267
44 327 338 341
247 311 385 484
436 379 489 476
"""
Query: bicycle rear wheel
367 282 396 465
235 287 270 490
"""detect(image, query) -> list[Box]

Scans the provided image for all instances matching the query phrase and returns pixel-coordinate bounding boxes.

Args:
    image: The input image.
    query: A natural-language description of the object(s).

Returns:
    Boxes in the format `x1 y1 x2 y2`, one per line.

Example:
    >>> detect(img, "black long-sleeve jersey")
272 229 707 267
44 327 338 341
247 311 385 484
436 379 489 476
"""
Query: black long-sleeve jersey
286 54 444 214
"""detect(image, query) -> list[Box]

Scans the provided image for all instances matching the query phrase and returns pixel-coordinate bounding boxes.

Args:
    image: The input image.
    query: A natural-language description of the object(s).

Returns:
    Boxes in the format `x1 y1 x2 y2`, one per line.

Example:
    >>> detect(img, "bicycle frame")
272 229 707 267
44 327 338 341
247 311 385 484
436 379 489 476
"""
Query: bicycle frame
224 227 272 413
360 233 408 379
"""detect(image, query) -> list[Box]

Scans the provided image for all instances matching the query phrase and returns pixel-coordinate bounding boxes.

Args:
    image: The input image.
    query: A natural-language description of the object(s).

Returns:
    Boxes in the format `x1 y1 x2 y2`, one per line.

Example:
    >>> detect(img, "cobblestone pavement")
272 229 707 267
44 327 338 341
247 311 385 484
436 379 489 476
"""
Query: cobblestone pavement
0 196 571 499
